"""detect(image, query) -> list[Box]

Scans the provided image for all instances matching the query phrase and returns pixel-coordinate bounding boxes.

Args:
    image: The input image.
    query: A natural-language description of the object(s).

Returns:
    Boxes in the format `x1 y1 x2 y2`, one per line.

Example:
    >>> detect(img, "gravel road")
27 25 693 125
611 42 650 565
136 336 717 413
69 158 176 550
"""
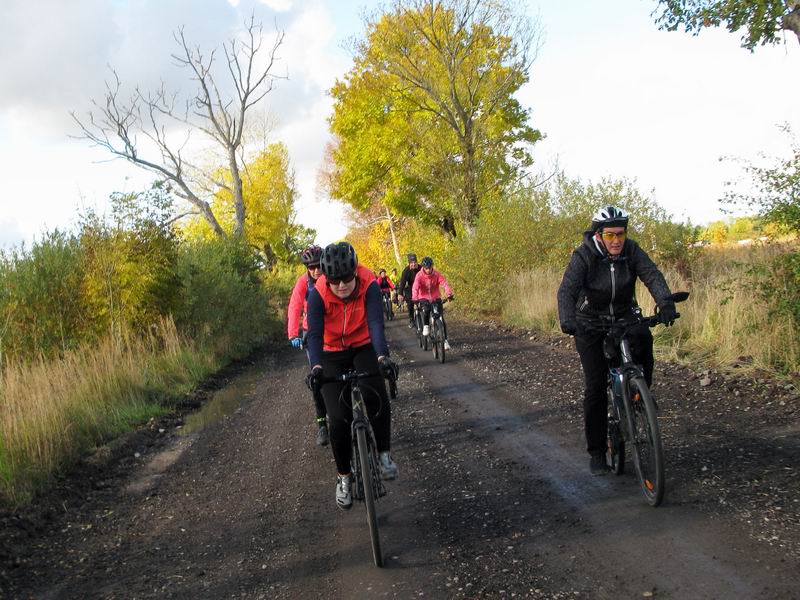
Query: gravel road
2 316 798 599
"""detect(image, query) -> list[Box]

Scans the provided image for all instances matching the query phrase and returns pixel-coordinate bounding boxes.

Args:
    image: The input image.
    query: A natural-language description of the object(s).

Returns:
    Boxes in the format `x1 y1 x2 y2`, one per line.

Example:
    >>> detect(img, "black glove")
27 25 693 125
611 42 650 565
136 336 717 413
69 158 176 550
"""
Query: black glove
378 357 399 381
560 320 577 336
658 302 678 326
305 366 323 391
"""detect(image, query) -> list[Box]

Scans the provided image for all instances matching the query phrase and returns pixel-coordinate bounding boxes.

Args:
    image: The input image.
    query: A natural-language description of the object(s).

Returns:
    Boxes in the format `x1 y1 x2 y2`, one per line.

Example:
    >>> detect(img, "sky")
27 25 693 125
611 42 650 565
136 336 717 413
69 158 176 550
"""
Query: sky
0 0 798 250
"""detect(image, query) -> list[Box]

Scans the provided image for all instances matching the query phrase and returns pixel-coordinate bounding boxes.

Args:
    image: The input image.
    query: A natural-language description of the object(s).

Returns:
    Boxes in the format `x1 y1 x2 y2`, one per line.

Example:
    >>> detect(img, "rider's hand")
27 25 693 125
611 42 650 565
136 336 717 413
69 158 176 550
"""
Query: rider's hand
658 302 678 326
306 365 323 391
378 356 399 380
447 295 454 302
290 337 302 349
560 320 577 336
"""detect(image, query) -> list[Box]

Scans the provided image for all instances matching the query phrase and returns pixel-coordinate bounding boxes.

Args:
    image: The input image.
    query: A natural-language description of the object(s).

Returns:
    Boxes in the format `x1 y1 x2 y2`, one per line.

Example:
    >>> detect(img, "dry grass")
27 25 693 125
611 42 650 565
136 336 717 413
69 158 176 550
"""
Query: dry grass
0 319 218 506
505 244 800 377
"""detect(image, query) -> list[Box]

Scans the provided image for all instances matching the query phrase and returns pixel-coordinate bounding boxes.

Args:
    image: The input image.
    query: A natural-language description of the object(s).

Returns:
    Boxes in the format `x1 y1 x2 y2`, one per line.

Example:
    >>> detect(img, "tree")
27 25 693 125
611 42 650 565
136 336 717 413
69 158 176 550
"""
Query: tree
327 0 541 237
72 16 285 238
183 143 313 269
723 126 800 234
653 0 800 50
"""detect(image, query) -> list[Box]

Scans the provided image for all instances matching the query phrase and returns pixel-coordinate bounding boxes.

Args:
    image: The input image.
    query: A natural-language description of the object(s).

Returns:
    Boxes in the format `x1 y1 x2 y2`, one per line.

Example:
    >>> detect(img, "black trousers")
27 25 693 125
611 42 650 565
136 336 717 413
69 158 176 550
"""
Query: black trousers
320 344 391 474
302 330 327 422
575 324 654 456
405 293 415 324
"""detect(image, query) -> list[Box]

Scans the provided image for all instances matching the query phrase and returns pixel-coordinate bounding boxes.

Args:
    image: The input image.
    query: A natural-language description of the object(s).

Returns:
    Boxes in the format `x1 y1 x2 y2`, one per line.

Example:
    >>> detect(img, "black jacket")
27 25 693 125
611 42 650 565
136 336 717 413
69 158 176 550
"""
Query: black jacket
398 265 421 299
557 232 673 330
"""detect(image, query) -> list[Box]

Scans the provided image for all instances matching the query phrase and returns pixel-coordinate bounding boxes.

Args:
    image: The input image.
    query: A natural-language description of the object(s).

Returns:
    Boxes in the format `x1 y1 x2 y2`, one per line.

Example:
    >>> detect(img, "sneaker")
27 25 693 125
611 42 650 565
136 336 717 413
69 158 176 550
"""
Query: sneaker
422 325 430 336
336 475 353 510
443 339 451 351
378 452 399 481
315 424 329 447
590 454 611 476
408 322 414 329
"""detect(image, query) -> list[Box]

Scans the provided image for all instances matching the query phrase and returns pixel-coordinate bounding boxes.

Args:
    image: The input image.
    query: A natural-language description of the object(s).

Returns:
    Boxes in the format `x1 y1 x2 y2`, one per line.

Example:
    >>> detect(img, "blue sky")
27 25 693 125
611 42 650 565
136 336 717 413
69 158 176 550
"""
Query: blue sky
1 0 798 249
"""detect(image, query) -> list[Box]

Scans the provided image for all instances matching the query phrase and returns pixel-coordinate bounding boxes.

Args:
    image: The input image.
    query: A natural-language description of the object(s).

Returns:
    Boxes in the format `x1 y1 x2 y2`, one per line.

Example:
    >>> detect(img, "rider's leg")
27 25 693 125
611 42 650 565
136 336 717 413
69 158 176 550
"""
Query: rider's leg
319 349 357 476
575 333 609 457
420 300 431 335
304 330 329 445
406 294 415 325
628 324 655 386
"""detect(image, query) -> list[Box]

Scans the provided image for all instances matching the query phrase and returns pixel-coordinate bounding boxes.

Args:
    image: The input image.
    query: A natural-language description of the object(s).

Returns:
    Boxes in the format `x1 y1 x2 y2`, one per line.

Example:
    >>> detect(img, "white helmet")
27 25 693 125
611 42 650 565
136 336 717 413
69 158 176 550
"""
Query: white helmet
591 206 629 231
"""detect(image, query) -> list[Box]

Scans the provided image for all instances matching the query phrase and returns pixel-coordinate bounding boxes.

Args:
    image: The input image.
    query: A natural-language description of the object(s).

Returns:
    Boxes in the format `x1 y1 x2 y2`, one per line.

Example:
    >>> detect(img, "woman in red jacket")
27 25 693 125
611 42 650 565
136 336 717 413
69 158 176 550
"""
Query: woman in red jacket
306 242 399 511
286 245 329 446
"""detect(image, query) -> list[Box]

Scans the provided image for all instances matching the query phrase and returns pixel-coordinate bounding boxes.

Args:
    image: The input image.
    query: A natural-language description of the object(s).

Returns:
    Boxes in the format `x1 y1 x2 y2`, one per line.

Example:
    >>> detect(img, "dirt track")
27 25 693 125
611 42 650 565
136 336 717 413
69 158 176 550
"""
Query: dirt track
2 316 799 599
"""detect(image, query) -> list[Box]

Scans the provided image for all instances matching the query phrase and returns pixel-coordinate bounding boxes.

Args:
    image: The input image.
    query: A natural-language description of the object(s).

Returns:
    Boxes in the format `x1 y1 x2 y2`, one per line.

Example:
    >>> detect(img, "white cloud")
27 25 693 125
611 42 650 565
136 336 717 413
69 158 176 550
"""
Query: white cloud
260 0 293 11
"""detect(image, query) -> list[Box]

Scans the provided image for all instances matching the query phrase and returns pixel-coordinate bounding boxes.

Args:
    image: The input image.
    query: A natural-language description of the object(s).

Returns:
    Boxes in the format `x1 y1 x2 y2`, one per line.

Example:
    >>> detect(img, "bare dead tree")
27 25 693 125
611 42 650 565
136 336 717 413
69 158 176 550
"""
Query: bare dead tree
72 16 285 238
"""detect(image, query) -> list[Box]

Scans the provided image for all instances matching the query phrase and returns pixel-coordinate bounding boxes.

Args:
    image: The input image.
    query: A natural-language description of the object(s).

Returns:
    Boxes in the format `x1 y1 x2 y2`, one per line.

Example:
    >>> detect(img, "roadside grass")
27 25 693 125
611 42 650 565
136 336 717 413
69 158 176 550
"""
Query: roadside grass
504 244 800 377
0 319 219 507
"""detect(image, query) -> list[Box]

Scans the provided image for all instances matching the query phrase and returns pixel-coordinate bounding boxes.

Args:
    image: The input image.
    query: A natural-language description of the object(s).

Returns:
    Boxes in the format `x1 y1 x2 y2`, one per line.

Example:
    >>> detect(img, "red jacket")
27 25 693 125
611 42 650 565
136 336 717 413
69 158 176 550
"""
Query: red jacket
314 265 376 352
376 275 395 291
287 272 315 338
412 269 453 302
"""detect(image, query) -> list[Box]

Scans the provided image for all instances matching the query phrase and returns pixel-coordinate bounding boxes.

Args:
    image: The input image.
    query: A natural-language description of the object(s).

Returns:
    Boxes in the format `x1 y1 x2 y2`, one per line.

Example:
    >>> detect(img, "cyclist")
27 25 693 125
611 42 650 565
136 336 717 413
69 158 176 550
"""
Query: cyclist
306 242 400 510
397 253 421 328
376 268 395 296
557 206 677 475
287 244 329 447
411 256 454 351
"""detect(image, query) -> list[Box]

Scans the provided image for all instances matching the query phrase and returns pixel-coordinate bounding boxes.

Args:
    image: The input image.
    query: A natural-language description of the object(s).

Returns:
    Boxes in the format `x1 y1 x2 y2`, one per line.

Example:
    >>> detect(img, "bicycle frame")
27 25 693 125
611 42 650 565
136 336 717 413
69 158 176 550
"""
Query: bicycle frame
349 382 386 502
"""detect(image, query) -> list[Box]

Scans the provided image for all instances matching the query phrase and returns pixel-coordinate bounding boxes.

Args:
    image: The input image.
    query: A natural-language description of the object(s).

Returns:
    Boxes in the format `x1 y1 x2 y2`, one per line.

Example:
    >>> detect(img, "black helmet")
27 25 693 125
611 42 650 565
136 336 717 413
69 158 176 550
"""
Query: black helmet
300 244 323 266
421 256 433 268
321 242 357 280
591 206 629 231
407 253 417 263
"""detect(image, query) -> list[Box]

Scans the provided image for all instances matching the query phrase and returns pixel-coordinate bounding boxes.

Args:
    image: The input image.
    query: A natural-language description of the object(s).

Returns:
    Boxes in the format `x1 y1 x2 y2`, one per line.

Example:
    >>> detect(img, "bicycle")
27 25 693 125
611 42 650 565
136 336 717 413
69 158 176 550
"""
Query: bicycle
604 291 688 507
317 368 398 567
429 298 450 363
381 291 394 321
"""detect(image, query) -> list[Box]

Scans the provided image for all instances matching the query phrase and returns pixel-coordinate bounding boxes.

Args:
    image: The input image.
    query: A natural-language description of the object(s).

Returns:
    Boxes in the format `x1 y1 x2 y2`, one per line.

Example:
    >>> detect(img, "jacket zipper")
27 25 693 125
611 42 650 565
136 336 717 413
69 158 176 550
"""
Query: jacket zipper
341 305 348 348
609 263 616 319
580 297 589 311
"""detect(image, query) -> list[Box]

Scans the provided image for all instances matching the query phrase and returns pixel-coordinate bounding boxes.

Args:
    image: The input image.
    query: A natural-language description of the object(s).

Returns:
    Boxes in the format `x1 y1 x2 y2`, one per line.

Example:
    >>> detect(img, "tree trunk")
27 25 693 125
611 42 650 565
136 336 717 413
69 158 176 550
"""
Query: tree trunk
229 149 246 238
785 4 800 44
384 205 402 267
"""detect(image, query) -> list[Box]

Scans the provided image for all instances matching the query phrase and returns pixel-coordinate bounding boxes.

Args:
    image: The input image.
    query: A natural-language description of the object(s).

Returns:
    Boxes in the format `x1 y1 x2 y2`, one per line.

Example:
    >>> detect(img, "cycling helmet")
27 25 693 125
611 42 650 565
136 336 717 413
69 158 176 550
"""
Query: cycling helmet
591 206 629 231
300 244 323 266
421 256 433 268
407 253 417 263
321 242 357 279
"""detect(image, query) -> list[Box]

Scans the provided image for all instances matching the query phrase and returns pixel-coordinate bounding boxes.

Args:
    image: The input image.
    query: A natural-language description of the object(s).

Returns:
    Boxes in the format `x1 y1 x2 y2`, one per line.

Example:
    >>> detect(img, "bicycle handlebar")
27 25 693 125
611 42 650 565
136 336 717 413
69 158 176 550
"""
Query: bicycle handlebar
316 369 398 400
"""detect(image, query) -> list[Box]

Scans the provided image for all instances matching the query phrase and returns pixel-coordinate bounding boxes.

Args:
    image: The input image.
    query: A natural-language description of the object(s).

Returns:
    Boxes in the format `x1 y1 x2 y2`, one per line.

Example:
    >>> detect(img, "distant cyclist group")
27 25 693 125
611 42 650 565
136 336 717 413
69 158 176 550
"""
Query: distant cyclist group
287 206 682 513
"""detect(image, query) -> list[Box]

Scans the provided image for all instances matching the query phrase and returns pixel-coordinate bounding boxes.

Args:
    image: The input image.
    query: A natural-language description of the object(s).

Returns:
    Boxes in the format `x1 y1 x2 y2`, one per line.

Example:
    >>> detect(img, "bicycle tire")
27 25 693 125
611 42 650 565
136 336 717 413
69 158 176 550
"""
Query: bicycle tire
606 387 625 475
356 426 383 567
435 318 445 363
628 377 664 506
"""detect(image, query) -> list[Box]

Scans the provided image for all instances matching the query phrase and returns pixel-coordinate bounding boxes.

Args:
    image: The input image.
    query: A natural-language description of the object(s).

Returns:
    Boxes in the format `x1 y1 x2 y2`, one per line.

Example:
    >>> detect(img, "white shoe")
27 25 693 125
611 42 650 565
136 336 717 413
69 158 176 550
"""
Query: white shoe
422 325 430 336
336 475 353 510
443 340 451 351
378 452 399 480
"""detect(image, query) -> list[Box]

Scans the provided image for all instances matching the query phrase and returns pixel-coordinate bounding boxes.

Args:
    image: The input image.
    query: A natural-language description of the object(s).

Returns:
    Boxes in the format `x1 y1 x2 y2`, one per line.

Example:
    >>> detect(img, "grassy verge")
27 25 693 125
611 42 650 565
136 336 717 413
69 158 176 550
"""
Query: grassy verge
0 319 220 507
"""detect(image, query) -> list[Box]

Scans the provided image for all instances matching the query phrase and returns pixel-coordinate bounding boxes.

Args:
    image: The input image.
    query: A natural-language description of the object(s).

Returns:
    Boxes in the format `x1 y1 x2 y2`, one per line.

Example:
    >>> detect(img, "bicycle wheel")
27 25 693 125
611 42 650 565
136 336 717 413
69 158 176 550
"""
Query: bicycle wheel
431 318 439 360
606 386 625 475
356 426 383 567
628 377 664 506
435 318 445 363
416 313 424 348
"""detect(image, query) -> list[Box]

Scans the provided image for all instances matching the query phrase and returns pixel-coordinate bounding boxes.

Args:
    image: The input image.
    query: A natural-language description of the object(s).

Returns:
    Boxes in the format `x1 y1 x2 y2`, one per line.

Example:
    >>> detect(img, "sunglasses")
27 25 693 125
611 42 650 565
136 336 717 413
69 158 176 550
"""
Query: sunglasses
601 231 627 241
307 263 321 270
327 273 356 285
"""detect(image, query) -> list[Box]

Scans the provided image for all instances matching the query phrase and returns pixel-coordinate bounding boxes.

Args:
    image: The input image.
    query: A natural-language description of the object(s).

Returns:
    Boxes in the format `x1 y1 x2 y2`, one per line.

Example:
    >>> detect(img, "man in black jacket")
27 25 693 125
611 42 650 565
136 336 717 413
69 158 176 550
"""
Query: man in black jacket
557 207 678 475
397 253 421 327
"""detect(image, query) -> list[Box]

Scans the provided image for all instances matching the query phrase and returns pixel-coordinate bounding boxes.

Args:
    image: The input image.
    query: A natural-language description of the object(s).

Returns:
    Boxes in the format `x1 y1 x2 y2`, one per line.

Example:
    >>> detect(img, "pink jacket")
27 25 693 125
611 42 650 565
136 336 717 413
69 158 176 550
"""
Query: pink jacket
287 273 315 338
412 269 453 302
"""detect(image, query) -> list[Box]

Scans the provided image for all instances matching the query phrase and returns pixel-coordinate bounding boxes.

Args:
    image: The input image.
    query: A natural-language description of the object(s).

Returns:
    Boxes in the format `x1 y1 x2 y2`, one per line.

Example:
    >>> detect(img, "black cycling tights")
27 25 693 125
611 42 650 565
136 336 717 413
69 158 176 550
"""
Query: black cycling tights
320 344 391 474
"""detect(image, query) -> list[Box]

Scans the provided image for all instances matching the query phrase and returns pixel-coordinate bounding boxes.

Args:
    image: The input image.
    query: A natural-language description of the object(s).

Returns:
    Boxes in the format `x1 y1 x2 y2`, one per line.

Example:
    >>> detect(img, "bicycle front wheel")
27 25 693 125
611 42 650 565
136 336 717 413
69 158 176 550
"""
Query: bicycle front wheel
356 426 383 567
628 377 664 506
607 386 625 475
435 319 445 363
